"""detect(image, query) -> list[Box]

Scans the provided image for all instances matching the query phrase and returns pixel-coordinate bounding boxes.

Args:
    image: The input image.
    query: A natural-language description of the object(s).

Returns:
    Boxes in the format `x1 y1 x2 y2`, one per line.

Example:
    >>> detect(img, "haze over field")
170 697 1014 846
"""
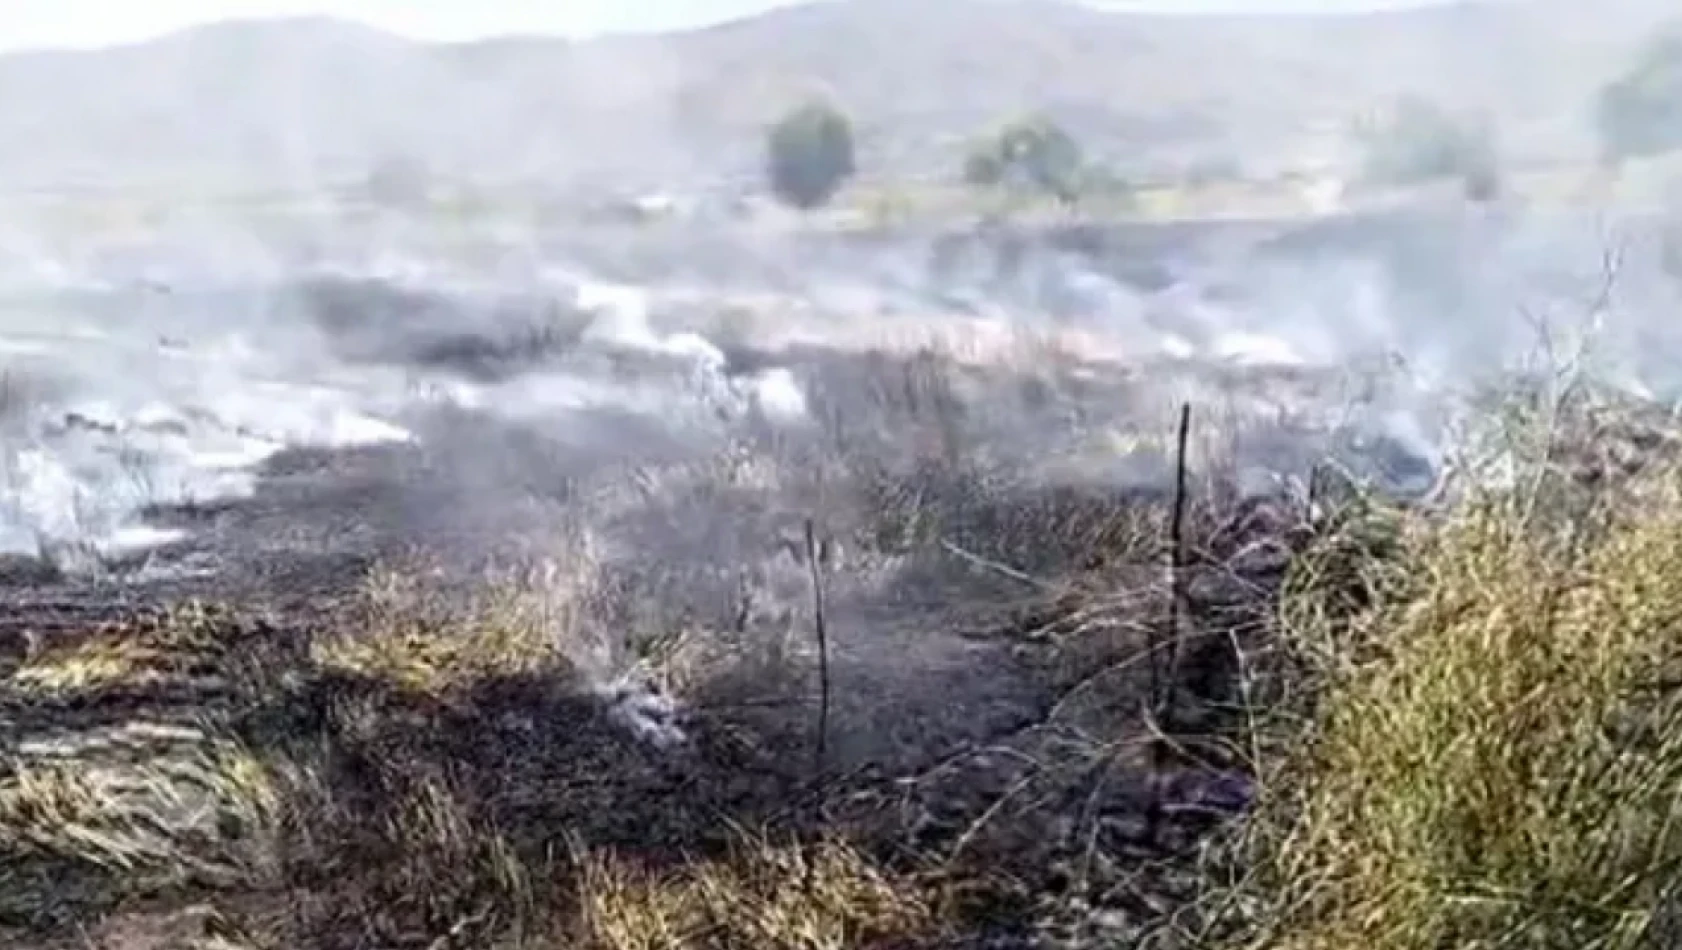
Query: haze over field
2 0 1681 688
2 2 1681 948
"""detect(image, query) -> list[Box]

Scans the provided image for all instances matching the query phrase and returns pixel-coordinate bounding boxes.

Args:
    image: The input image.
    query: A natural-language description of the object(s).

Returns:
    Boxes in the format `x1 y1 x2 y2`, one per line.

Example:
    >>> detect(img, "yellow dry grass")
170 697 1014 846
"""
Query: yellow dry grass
310 561 586 696
8 637 167 695
0 737 286 922
0 555 946 949
1226 408 1682 950
2 605 283 924
575 833 937 950
8 602 226 697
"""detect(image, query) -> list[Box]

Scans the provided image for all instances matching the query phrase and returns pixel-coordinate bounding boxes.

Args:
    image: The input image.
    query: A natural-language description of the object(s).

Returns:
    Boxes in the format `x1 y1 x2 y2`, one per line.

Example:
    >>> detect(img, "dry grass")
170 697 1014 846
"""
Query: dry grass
17 376 1682 949
0 548 951 950
0 369 1299 949
575 834 938 950
0 737 285 922
309 559 587 695
1213 397 1682 950
7 602 227 698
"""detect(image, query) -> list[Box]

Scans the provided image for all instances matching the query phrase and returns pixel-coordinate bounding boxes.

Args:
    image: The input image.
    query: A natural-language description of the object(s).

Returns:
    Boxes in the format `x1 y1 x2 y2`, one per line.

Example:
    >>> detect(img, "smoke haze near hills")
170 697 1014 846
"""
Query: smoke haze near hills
0 0 1668 188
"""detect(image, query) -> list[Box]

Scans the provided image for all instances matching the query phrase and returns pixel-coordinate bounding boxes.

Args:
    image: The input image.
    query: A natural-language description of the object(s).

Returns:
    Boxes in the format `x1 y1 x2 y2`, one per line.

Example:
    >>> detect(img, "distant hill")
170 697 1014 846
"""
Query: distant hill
0 0 1675 192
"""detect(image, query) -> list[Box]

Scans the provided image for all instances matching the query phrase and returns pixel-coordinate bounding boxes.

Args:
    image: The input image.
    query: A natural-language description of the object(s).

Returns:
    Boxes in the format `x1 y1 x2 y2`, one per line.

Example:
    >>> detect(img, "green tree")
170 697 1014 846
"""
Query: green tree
963 115 1088 204
1354 97 1500 201
1597 28 1682 164
765 101 857 210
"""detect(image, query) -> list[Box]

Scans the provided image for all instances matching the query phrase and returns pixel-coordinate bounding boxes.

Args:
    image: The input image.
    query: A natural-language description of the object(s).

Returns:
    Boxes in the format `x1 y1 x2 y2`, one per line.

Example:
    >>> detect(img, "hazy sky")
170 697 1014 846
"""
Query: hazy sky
0 0 1483 52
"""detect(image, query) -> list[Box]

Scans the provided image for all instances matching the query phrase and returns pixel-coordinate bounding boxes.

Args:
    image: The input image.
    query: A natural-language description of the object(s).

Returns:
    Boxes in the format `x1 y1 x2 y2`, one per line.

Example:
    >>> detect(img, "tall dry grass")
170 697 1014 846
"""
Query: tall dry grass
1219 394 1682 950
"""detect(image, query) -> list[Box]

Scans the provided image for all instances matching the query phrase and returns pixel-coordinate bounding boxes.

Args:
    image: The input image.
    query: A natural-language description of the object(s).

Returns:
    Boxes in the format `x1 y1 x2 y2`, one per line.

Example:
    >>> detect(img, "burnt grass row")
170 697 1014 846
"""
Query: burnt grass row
0 449 1321 949
0 338 1373 948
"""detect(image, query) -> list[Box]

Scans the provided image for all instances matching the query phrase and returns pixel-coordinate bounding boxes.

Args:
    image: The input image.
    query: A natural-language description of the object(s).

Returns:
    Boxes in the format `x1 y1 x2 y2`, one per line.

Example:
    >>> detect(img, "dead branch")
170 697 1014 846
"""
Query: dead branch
1159 402 1193 719
804 518 832 779
938 538 1053 590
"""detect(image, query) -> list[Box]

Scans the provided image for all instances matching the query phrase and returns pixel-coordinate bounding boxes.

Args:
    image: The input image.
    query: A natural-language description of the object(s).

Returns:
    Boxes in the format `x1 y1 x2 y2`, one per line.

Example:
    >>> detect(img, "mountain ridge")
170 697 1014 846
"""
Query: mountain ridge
0 0 1672 191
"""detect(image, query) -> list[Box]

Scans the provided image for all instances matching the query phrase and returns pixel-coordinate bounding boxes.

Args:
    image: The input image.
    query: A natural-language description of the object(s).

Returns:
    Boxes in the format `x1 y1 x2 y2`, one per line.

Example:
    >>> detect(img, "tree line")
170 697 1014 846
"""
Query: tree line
762 17 1682 214
762 102 1117 212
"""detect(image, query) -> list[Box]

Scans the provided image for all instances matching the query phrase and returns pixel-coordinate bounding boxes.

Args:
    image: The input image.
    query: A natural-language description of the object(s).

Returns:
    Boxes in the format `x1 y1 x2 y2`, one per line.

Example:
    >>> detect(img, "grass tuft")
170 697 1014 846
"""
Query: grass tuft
310 560 586 696
0 738 285 922
575 833 938 950
9 601 229 698
1228 406 1682 950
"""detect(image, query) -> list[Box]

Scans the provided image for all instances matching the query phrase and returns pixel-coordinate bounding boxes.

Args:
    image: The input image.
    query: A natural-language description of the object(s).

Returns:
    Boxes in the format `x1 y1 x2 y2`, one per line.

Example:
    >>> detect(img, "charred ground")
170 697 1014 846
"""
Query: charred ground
2 217 1681 950
0 329 1328 949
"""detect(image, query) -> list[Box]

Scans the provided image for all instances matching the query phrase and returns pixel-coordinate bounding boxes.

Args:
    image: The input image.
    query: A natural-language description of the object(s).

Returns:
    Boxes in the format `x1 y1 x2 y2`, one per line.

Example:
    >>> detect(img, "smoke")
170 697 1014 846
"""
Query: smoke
4 199 1680 565
4 174 1682 765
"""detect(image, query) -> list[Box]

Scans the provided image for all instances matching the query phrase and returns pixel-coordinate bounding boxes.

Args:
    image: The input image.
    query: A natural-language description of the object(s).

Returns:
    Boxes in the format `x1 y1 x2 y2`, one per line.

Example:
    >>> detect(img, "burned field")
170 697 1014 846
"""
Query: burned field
2 219 1681 950
0 330 1355 950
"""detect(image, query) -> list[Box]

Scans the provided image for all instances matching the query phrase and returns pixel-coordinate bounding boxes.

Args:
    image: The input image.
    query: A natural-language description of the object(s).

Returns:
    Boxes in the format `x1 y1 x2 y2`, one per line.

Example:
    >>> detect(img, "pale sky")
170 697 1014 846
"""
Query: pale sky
0 0 1484 53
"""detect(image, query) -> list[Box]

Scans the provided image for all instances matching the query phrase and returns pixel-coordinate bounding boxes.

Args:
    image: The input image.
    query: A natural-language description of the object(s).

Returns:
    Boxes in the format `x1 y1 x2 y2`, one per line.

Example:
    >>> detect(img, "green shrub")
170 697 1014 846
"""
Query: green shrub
1355 97 1501 200
1597 27 1682 163
765 101 857 210
962 115 1092 204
